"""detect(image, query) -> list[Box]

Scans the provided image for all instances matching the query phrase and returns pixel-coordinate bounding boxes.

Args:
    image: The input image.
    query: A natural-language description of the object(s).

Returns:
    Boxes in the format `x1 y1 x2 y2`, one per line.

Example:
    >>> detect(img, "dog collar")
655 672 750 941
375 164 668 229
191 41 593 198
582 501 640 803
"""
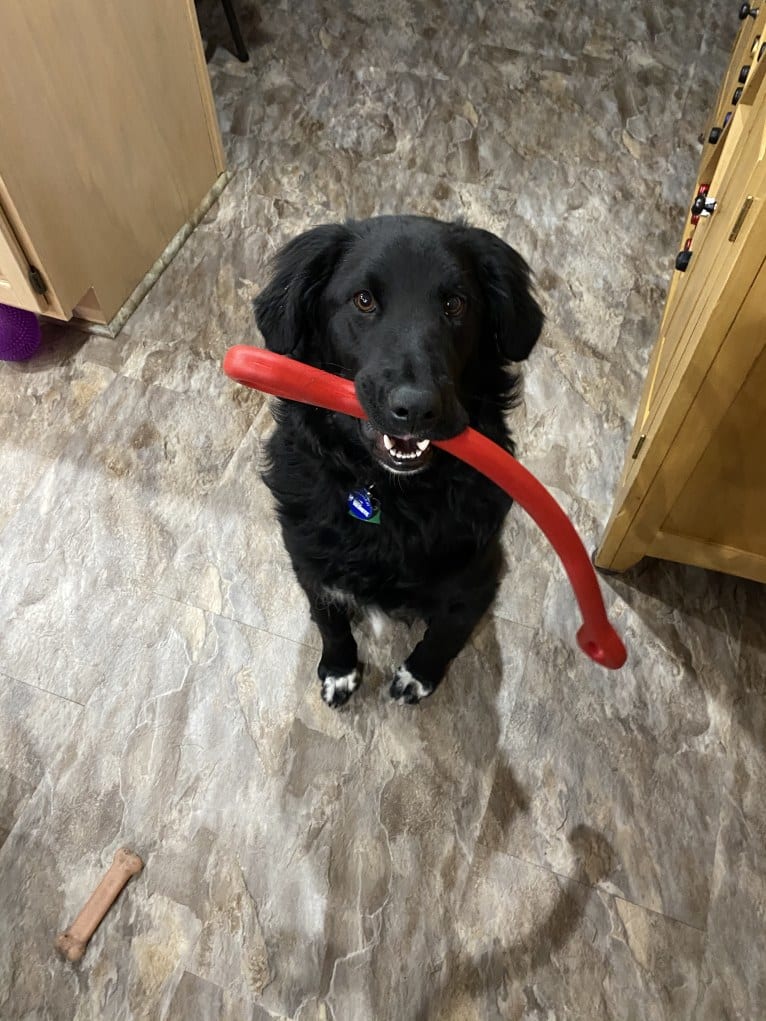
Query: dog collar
347 486 380 524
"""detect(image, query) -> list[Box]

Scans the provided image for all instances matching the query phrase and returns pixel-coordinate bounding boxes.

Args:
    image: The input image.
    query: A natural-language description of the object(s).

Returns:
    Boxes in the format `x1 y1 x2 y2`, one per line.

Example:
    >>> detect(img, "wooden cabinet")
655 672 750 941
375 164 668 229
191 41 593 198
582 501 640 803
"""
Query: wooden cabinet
596 9 766 583
0 0 225 326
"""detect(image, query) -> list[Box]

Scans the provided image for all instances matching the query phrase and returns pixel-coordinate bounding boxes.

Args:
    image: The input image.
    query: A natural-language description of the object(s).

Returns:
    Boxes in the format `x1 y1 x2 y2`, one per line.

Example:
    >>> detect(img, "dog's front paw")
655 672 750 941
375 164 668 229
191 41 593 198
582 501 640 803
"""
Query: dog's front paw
390 665 434 705
318 667 361 709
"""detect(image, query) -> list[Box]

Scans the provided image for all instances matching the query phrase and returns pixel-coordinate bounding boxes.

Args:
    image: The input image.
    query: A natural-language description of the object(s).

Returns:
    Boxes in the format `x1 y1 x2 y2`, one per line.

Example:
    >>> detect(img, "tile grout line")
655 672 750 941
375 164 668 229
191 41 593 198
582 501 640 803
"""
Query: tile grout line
0 670 86 708
150 588 322 654
491 612 538 632
154 588 545 654
495 845 707 935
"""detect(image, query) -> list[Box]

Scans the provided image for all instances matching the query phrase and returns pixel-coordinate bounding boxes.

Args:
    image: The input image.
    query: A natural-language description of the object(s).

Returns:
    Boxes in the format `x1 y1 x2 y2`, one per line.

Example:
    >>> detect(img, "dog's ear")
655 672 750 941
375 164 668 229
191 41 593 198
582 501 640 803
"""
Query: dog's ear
463 228 544 362
254 224 353 356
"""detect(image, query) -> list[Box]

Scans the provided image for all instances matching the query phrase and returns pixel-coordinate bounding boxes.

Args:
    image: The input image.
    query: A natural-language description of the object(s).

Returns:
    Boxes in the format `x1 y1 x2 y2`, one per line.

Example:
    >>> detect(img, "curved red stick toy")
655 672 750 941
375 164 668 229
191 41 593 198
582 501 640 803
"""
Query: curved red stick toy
224 346 627 669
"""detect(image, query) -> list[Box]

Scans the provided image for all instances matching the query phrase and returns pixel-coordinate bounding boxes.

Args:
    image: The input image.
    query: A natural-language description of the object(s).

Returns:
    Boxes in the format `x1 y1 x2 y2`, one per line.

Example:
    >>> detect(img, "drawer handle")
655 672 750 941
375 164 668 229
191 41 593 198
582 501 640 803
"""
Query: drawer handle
740 3 758 19
729 196 754 241
28 266 47 295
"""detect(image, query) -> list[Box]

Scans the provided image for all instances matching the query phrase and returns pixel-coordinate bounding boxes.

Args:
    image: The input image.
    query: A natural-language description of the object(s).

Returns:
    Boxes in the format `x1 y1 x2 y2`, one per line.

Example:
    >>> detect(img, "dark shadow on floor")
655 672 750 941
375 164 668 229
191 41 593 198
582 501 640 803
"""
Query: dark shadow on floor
602 555 766 741
195 0 263 62
413 826 617 1021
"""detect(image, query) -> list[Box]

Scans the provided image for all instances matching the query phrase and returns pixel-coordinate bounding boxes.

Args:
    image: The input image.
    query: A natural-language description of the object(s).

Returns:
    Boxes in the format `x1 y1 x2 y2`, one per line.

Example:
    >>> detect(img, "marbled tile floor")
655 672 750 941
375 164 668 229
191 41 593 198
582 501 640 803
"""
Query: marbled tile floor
1 2 764 1018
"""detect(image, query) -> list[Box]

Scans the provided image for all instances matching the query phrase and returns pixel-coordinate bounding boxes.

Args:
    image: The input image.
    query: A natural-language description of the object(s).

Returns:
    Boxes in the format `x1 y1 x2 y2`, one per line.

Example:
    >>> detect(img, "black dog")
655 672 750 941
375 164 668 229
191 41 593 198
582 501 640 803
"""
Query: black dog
254 215 543 707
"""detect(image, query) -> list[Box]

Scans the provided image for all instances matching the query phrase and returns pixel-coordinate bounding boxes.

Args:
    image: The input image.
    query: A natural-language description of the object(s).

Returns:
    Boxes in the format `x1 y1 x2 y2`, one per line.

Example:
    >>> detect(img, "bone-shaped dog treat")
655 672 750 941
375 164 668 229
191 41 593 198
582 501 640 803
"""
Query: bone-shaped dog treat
55 848 143 962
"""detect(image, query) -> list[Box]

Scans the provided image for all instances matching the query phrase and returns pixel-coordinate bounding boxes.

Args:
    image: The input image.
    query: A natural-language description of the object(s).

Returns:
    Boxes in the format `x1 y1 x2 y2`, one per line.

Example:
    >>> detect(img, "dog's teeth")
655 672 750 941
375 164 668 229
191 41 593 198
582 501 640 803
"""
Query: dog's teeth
385 435 431 463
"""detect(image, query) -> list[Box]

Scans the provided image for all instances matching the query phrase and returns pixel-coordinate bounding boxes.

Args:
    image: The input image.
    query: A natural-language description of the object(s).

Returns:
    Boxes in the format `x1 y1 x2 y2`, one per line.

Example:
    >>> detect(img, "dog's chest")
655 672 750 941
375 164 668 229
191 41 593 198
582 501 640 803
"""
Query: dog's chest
266 426 510 600
304 478 481 591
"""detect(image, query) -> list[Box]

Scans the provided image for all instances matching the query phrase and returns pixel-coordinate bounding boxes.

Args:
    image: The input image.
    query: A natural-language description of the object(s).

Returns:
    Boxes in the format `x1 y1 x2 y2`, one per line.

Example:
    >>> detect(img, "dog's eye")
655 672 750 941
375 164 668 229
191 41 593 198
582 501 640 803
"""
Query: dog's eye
443 295 466 318
353 290 377 313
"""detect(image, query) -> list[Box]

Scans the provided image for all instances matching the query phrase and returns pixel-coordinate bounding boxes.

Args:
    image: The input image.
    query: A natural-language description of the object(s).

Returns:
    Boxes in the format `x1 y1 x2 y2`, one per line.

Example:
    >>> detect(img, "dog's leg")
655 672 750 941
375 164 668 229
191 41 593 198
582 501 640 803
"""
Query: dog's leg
390 587 495 705
310 598 361 708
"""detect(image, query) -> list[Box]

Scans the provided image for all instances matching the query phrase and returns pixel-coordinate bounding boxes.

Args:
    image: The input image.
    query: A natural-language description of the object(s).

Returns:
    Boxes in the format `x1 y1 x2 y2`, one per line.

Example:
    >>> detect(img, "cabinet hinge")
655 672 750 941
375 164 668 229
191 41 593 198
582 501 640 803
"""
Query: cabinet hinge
28 266 48 295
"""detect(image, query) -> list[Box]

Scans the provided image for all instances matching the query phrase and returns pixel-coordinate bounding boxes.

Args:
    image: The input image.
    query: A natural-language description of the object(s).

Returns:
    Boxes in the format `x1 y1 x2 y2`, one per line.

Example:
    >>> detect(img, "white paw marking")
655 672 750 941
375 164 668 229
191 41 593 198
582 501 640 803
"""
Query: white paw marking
321 669 360 707
392 666 432 704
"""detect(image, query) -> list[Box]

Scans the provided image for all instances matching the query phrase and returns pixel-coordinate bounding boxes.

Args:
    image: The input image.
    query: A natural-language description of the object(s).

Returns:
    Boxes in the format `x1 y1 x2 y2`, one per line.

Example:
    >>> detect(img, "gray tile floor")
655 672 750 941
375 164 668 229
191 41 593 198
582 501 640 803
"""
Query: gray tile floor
2 2 765 1018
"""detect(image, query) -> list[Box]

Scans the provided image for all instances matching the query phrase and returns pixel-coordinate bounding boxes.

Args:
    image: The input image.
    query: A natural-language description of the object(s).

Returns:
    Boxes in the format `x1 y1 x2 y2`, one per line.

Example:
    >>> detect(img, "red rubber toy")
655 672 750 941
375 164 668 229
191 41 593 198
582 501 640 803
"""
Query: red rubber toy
223 346 627 670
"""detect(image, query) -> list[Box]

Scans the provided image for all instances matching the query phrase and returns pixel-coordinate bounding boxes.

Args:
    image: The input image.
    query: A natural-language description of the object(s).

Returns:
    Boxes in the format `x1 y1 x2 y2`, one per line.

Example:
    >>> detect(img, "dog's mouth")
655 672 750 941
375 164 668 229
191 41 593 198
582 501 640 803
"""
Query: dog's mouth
366 427 435 474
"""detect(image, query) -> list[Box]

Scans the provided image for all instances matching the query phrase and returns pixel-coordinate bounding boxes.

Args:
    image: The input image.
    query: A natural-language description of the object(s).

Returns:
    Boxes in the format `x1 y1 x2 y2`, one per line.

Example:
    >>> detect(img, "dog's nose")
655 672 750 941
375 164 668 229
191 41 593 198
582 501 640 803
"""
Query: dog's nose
388 385 443 433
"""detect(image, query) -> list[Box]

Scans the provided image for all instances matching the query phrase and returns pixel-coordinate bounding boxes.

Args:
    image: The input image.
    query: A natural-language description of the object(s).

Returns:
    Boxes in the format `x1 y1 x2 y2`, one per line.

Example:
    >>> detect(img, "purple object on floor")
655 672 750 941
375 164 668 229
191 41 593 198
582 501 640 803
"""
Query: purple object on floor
0 303 42 361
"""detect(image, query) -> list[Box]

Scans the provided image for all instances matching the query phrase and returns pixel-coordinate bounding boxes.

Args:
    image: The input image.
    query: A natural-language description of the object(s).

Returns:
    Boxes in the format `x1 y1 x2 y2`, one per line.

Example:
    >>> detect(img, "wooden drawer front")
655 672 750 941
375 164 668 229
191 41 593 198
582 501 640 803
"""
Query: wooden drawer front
639 94 766 435
639 9 766 434
698 7 766 200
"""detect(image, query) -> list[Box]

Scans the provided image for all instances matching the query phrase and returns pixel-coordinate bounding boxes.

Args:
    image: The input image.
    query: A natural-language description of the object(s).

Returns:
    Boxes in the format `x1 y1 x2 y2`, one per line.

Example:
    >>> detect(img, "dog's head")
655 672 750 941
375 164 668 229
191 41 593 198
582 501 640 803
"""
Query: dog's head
254 215 543 474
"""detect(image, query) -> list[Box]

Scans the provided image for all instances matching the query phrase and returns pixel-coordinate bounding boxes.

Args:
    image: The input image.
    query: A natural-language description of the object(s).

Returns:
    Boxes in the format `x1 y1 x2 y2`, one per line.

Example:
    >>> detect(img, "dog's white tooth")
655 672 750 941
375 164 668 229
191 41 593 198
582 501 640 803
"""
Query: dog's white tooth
416 439 430 452
383 434 394 451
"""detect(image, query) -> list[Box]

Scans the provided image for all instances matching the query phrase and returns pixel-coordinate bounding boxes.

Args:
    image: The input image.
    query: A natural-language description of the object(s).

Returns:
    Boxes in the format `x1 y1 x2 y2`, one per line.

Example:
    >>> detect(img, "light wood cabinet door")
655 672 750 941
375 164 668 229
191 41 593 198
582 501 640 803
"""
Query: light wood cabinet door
596 10 766 582
0 0 224 323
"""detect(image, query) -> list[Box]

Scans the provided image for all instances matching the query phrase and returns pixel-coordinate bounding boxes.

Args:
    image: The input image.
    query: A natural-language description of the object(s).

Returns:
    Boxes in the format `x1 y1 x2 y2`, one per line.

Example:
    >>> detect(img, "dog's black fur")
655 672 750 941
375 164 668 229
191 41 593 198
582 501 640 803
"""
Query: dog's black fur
255 215 543 707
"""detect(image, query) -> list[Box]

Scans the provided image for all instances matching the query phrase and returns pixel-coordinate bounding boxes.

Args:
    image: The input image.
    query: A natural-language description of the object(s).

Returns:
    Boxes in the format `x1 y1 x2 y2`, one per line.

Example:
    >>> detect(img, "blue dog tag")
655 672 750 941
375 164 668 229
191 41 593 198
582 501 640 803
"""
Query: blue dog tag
347 487 381 524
